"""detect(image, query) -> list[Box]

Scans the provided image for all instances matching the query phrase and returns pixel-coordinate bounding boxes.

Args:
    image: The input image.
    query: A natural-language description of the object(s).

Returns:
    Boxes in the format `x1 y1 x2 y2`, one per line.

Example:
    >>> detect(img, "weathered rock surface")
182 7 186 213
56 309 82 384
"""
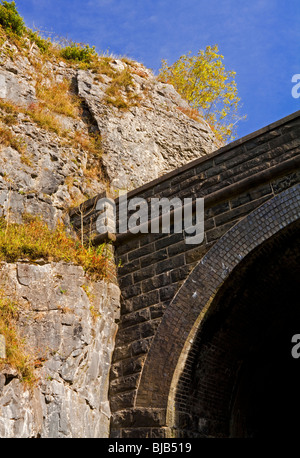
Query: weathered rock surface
77 63 217 191
0 39 107 228
0 39 218 230
0 261 120 438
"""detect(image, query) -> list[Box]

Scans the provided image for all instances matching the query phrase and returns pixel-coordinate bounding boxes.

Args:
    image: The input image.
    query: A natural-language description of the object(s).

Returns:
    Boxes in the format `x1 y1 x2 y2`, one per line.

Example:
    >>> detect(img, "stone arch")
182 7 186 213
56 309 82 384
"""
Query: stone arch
134 184 300 436
171 219 300 437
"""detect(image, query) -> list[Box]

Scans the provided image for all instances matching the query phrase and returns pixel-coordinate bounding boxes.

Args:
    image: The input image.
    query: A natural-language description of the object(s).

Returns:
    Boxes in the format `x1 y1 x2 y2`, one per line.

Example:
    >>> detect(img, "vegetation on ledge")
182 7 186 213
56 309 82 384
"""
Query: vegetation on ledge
0 216 110 280
0 289 37 386
0 215 111 384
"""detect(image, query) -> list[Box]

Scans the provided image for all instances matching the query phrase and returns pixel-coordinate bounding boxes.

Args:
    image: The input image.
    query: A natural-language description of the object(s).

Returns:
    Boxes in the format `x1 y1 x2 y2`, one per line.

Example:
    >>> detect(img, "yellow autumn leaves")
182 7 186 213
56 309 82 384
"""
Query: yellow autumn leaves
159 45 245 144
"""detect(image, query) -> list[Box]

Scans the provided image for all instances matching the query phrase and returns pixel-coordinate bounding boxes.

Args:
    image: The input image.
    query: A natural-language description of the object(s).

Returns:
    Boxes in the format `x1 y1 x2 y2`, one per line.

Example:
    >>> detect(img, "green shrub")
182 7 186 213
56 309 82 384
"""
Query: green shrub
0 1 25 36
60 42 97 63
28 30 51 54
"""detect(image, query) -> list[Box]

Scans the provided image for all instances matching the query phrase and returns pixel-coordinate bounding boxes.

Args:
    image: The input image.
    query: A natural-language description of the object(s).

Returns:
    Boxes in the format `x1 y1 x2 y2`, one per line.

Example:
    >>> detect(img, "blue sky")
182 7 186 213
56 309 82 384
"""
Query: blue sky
15 0 300 140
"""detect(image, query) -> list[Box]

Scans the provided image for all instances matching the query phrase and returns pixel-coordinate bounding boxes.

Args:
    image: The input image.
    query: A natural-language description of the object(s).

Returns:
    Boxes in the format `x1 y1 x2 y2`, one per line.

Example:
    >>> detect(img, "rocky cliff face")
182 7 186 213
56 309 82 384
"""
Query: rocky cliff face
0 30 218 438
0 261 120 437
0 37 217 227
77 62 217 191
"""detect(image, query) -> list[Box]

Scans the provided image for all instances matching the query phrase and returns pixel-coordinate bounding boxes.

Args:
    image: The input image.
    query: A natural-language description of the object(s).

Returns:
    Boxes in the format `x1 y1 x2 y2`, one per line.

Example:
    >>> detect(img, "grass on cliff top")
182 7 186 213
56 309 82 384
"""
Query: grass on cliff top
0 216 110 280
0 1 144 116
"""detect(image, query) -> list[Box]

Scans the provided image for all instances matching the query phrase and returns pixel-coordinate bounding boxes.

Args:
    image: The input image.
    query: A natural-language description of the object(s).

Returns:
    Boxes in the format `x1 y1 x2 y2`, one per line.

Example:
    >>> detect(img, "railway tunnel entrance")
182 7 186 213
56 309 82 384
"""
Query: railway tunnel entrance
128 186 300 439
173 220 300 438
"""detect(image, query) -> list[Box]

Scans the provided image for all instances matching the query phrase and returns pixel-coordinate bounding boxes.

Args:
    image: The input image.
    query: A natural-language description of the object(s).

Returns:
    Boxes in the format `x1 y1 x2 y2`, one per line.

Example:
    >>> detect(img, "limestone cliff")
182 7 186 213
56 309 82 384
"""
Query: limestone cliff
0 262 120 437
0 23 218 438
0 35 217 226
77 62 217 191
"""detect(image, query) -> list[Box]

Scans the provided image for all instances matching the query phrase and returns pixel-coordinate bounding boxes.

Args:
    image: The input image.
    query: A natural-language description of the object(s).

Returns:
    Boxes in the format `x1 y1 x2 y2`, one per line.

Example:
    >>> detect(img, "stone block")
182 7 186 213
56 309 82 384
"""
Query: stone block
140 249 168 268
121 283 142 300
133 264 156 283
139 320 160 339
110 373 140 395
131 337 152 356
111 408 166 429
131 290 159 311
155 254 185 275
141 273 171 293
170 265 192 283
159 284 178 302
110 390 136 412
121 308 150 329
167 240 188 257
122 356 146 377
150 303 167 320
128 243 155 261
271 171 300 195
118 258 140 277
206 221 236 243
117 323 142 345
155 233 184 250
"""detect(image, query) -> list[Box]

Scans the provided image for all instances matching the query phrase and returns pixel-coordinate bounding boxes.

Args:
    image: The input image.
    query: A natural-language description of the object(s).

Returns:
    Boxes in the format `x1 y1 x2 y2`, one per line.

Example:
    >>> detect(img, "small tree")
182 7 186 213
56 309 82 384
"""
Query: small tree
0 1 25 36
159 45 245 144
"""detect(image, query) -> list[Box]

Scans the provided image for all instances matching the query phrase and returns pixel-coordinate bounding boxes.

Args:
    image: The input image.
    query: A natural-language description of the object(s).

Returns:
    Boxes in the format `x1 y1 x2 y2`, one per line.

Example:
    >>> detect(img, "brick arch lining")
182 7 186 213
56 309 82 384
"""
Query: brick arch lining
135 184 300 423
172 220 300 437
